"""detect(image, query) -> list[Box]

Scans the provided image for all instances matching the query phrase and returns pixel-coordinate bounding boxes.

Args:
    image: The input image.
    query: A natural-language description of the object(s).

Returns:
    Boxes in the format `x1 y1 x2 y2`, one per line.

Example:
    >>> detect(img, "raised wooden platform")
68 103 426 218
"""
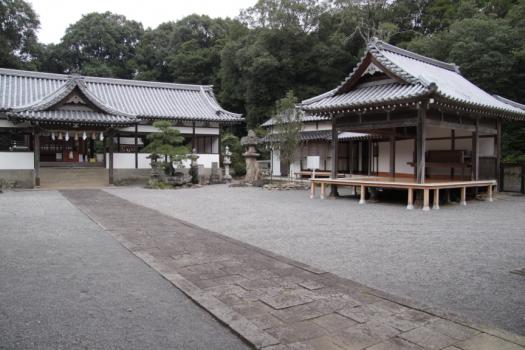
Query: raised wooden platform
310 176 497 211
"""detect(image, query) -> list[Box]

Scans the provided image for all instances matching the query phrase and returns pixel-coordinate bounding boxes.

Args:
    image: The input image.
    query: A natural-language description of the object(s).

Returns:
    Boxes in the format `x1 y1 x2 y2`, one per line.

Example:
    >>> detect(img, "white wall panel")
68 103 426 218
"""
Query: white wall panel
0 152 34 169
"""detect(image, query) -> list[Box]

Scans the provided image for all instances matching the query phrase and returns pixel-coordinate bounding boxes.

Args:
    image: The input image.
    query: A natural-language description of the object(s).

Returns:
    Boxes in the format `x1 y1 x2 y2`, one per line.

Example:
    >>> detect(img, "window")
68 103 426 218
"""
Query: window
184 135 218 154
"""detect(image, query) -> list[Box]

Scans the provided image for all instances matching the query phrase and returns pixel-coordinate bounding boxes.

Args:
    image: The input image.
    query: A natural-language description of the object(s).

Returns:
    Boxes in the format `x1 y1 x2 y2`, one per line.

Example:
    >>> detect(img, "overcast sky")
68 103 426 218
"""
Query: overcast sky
28 0 256 44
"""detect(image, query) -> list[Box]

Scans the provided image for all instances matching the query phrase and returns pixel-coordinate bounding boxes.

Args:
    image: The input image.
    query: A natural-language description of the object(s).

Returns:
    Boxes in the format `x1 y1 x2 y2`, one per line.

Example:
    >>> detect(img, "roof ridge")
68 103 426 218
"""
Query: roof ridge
371 38 460 72
0 67 215 91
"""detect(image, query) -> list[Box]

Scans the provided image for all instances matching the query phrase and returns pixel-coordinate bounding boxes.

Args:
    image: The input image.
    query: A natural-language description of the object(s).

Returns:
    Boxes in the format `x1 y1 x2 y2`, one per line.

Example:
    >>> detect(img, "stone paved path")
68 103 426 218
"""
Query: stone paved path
62 189 525 350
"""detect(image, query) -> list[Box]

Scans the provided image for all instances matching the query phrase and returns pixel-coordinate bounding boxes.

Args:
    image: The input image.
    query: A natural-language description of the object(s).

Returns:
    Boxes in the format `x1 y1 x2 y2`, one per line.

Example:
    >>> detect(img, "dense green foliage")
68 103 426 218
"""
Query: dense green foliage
270 91 303 175
1 0 524 159
143 121 189 175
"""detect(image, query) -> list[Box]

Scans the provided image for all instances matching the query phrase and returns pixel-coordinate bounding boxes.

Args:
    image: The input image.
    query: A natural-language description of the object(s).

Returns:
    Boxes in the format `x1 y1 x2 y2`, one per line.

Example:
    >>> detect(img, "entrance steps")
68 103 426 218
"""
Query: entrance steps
40 167 108 189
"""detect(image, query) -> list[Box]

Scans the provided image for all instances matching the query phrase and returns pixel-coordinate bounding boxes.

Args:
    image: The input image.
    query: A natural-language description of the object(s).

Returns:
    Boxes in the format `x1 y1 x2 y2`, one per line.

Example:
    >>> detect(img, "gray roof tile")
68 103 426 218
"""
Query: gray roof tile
301 39 525 119
0 68 243 123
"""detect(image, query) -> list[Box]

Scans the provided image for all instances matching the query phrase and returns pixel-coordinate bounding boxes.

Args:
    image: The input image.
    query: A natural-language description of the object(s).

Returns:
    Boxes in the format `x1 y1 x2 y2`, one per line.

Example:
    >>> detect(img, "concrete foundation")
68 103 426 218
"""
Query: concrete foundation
0 170 34 188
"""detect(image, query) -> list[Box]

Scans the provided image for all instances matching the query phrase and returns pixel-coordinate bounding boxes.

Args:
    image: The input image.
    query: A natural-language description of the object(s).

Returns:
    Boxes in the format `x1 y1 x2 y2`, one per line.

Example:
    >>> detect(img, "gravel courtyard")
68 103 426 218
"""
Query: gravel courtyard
0 191 249 349
107 185 525 335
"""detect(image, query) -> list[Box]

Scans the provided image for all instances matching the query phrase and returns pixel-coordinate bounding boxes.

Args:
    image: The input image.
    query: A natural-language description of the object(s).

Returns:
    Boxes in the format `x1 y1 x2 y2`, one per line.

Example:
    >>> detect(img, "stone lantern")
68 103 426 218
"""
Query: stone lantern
240 130 261 184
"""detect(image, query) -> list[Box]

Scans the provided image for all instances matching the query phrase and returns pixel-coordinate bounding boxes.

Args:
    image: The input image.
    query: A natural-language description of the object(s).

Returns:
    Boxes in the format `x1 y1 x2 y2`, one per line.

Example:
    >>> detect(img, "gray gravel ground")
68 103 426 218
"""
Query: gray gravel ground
0 190 250 350
107 185 525 335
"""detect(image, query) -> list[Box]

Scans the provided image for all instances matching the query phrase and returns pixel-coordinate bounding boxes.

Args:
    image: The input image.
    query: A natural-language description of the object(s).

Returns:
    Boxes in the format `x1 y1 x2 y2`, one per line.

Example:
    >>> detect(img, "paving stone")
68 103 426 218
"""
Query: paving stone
332 320 399 350
249 313 286 330
454 333 524 350
337 302 396 323
266 321 329 344
298 280 325 290
399 326 457 350
232 300 276 318
311 313 358 332
271 302 332 323
426 319 480 341
260 289 314 310
237 278 278 290
367 337 425 350
288 336 345 349
382 309 435 332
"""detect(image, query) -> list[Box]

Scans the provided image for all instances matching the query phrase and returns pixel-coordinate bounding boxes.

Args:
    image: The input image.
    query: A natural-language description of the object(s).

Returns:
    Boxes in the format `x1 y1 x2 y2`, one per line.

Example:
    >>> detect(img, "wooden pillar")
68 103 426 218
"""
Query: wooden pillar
367 138 372 176
310 182 315 199
349 141 354 176
320 182 325 199
487 184 493 202
450 129 455 179
108 130 114 185
423 188 430 211
329 115 339 197
433 188 440 210
359 185 366 204
460 187 467 206
134 123 138 169
495 119 502 189
33 127 40 187
472 117 479 181
389 130 395 178
406 188 414 210
191 121 196 151
416 102 427 183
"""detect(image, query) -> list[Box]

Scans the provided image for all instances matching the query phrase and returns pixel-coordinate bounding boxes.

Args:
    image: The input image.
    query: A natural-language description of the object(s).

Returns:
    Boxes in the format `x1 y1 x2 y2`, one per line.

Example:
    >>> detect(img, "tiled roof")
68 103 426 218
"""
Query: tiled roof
301 39 525 119
7 110 134 125
0 68 243 124
302 81 427 111
260 114 329 127
261 130 372 143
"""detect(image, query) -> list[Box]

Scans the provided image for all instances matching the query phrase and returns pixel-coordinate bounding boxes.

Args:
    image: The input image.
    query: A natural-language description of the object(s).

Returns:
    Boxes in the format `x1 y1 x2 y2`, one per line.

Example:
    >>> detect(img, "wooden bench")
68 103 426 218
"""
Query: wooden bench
294 171 346 179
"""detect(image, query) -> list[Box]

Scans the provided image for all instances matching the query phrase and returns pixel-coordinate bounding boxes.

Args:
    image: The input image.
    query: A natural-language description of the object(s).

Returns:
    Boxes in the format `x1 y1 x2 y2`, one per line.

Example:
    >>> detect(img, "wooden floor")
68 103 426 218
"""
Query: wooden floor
309 176 497 211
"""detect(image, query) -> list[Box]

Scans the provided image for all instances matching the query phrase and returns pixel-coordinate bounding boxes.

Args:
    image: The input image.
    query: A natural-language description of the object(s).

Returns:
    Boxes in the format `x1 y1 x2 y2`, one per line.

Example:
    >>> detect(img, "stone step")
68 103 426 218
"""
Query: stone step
40 168 108 189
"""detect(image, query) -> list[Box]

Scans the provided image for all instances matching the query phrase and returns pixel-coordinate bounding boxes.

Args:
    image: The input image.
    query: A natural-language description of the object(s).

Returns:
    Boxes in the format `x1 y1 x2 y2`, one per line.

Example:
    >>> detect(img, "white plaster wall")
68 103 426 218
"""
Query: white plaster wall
271 149 281 176
289 159 301 175
118 125 219 135
117 137 144 145
378 142 389 173
106 153 150 169
107 153 220 169
0 152 34 169
376 140 414 175
181 154 219 168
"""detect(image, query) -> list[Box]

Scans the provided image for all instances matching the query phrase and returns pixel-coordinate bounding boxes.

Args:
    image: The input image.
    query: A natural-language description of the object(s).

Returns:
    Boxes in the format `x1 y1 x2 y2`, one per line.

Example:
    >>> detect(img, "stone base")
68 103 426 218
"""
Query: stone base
0 169 34 188
113 169 150 185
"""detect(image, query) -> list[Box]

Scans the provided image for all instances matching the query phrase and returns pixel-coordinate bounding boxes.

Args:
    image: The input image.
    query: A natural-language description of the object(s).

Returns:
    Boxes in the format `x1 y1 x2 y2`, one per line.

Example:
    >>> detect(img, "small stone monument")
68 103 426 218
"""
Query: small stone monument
241 130 261 184
223 146 232 182
210 162 221 184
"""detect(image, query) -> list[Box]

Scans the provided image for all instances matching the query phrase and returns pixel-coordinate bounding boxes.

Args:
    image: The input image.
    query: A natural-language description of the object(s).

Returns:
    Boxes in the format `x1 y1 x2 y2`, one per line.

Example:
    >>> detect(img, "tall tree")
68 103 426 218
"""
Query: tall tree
0 0 40 69
135 15 245 86
58 12 143 78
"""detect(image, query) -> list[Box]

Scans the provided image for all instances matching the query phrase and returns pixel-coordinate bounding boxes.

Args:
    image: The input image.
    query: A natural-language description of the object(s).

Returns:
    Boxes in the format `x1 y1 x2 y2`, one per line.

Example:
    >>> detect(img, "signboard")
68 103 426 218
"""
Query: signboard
306 156 320 170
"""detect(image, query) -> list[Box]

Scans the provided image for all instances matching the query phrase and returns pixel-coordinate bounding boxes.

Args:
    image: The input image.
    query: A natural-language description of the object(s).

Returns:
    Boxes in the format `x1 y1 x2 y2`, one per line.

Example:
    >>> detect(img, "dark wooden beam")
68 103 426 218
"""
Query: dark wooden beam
389 130 395 178
33 127 40 187
426 118 496 134
329 115 339 197
337 118 418 131
367 138 372 176
134 123 138 169
450 129 455 179
108 130 114 185
416 102 427 183
495 119 502 188
472 117 479 181
191 121 196 151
